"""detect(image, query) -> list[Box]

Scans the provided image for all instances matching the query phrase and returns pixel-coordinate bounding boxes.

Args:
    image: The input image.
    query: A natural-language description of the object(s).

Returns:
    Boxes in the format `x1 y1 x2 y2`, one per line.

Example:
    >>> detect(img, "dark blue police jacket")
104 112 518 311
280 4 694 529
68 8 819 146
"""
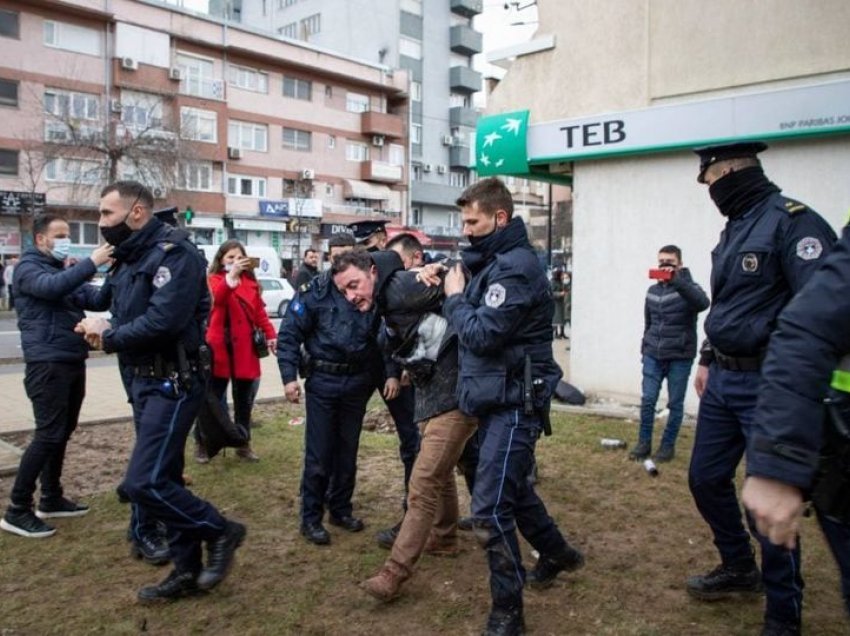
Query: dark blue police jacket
14 248 108 363
443 217 562 416
276 270 383 384
748 223 850 489
101 217 209 366
704 191 836 356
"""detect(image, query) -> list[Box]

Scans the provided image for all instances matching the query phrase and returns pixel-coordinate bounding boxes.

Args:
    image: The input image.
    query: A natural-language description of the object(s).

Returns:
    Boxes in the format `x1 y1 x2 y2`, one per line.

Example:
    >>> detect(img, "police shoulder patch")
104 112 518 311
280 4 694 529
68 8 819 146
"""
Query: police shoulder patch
484 283 506 308
784 200 807 215
796 236 823 260
290 299 305 316
152 266 172 288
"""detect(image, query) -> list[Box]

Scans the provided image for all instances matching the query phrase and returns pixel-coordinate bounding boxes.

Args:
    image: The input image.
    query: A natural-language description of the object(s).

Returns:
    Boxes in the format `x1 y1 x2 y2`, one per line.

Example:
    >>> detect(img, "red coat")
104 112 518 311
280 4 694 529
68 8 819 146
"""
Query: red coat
206 272 276 380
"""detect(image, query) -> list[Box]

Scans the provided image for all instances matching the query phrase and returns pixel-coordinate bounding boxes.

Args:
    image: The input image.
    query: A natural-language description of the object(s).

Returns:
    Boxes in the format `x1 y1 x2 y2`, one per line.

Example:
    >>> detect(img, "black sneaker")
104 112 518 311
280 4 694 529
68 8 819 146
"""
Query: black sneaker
329 515 365 532
1 507 56 538
482 606 525 636
36 497 89 519
196 520 247 590
137 570 205 604
527 544 585 589
761 618 802 636
131 532 171 566
653 444 676 463
376 521 402 549
686 560 764 600
628 440 651 461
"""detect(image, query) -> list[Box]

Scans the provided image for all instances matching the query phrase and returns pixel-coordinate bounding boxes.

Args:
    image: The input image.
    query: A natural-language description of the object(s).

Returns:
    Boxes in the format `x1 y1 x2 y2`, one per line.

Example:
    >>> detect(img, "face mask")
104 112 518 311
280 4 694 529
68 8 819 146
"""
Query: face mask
100 210 134 246
50 237 71 261
223 263 234 272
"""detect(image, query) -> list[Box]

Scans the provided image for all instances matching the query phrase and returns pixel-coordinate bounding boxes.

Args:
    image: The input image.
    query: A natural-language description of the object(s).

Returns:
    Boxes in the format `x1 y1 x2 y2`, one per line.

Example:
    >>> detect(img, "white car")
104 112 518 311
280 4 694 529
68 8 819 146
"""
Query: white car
258 277 296 318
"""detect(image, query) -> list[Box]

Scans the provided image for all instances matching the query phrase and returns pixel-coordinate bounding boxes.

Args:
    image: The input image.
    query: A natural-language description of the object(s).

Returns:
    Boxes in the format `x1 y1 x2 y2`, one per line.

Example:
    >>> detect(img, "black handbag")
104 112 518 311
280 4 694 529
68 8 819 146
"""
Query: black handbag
252 327 269 358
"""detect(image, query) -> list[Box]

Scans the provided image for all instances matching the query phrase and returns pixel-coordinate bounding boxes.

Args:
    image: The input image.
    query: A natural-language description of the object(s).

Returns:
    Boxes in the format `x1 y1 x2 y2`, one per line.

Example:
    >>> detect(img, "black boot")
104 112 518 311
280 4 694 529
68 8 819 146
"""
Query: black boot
760 618 801 636
527 544 585 589
197 520 247 590
686 559 763 600
130 531 171 566
482 607 524 636
375 521 402 549
137 570 205 604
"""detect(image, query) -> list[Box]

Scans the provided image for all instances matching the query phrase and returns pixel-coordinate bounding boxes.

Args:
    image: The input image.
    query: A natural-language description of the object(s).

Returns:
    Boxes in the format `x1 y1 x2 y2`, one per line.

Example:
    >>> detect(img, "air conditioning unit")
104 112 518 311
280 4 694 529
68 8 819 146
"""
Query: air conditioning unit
152 186 167 199
371 135 385 147
121 57 138 71
422 163 432 172
168 67 183 81
301 168 315 180
109 99 122 113
436 165 447 174
441 135 453 146
227 147 242 160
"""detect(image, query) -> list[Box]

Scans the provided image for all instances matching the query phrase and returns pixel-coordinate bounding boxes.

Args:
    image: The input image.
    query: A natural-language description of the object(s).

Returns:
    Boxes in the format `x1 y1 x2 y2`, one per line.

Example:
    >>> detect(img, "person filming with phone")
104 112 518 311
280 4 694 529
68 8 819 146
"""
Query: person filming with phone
629 245 709 463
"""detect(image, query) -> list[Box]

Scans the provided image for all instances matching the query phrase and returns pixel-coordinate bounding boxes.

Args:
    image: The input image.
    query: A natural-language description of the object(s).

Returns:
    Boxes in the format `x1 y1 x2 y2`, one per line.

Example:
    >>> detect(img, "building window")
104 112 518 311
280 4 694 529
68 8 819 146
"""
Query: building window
227 175 267 198
448 210 460 229
0 148 18 175
400 0 422 16
410 80 422 102
327 135 336 149
283 76 312 101
411 123 422 144
278 22 298 38
0 10 19 39
228 64 268 93
412 164 422 181
120 90 163 131
175 53 223 100
325 183 333 195
278 0 298 7
450 93 470 108
449 169 468 188
282 127 311 151
178 161 214 191
410 207 422 225
388 143 405 167
43 19 101 56
345 92 369 113
300 13 321 37
0 78 18 107
44 88 99 121
228 120 268 152
45 158 101 184
345 142 369 162
399 37 422 60
68 221 99 246
181 107 217 143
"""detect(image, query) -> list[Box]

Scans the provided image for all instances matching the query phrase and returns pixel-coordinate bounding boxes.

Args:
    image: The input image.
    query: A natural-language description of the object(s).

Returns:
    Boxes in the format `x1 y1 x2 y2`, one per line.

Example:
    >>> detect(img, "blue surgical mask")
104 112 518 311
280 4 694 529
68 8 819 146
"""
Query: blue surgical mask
50 238 71 261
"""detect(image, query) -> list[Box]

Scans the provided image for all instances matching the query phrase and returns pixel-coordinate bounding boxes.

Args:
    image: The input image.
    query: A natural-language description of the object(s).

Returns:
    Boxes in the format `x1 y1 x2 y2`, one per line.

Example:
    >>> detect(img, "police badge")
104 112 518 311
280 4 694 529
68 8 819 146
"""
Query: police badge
485 283 506 308
741 253 759 273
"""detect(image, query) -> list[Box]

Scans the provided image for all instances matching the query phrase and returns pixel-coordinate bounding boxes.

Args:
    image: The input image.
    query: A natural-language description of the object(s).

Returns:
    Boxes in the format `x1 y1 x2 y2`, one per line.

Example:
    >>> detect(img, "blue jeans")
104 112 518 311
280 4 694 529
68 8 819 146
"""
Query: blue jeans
639 355 692 448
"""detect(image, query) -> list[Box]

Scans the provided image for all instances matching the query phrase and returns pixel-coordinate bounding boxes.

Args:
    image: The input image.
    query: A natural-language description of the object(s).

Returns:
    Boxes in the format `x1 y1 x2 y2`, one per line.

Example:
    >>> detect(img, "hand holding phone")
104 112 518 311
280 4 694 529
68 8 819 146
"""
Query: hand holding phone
648 268 674 281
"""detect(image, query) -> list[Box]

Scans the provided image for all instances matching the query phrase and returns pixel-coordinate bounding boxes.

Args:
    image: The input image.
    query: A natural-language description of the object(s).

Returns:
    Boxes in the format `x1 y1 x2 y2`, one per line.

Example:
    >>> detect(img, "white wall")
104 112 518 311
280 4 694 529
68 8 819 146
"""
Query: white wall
570 135 850 412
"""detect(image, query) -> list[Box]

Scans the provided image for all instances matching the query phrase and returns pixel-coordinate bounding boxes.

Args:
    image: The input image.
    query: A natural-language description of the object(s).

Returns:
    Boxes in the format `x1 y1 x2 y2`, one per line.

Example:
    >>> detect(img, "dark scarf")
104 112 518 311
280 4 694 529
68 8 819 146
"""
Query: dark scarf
709 166 780 219
460 217 531 275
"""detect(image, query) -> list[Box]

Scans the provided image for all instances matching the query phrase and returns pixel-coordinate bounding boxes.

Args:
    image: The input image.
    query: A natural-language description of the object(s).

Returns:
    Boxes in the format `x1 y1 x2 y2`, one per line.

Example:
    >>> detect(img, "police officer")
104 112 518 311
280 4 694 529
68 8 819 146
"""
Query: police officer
278 233 387 545
686 143 837 635
76 181 245 603
349 220 420 549
443 177 583 636
742 219 850 625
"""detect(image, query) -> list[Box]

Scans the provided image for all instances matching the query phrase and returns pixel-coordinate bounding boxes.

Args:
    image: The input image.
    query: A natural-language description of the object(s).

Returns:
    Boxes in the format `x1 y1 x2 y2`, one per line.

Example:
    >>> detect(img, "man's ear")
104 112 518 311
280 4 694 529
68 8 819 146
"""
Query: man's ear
496 209 509 228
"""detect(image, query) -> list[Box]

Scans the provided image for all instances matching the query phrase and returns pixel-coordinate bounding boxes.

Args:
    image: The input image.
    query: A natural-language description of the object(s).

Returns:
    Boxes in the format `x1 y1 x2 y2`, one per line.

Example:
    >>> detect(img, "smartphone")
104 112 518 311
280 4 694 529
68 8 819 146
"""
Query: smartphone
247 257 261 269
648 268 673 281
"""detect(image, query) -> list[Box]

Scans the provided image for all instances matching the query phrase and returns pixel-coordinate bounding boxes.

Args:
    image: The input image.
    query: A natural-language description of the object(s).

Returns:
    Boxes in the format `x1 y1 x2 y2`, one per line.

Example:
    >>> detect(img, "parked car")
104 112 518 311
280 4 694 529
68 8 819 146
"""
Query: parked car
258 277 296 317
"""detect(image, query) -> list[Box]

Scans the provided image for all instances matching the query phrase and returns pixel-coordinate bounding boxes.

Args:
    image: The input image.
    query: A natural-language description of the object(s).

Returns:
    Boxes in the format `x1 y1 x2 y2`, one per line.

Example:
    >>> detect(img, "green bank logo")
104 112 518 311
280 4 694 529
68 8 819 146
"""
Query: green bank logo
475 110 530 176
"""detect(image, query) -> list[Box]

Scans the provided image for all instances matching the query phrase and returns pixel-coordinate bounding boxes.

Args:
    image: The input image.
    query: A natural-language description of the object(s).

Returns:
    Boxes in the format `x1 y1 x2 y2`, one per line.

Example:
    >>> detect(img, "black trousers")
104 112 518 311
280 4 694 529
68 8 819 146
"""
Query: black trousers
10 361 86 508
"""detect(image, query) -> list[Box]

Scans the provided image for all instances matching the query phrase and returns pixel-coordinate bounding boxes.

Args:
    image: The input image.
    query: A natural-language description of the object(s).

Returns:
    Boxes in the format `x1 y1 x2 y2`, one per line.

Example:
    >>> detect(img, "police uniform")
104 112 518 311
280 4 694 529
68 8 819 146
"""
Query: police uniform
688 144 837 629
277 271 385 536
443 217 581 622
748 222 850 618
104 216 241 586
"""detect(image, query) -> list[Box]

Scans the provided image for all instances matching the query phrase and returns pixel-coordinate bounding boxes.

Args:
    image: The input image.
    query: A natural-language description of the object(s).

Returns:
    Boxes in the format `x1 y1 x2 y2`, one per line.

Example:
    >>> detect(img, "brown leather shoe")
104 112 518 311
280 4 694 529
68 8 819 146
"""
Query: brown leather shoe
361 562 410 602
235 446 259 462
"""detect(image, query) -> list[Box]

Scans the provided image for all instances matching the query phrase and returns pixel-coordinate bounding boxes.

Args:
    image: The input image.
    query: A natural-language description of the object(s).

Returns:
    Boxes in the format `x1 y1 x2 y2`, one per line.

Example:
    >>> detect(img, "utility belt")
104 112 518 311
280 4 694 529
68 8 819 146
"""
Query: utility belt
133 360 199 379
309 358 368 376
812 392 850 524
132 345 202 381
713 349 765 372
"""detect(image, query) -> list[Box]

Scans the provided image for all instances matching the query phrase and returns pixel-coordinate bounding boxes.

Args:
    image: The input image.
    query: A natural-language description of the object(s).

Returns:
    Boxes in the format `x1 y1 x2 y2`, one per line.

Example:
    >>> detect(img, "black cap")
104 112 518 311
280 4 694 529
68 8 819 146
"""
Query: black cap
694 141 767 183
347 219 388 242
154 206 179 227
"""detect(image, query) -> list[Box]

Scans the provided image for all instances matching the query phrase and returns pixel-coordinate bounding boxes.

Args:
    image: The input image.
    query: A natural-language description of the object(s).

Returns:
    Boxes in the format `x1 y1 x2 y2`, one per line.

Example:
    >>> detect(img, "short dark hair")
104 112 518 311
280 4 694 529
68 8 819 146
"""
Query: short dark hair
328 233 356 249
330 249 372 276
385 232 423 254
304 247 318 258
658 245 682 261
100 180 154 211
32 214 64 238
456 177 513 218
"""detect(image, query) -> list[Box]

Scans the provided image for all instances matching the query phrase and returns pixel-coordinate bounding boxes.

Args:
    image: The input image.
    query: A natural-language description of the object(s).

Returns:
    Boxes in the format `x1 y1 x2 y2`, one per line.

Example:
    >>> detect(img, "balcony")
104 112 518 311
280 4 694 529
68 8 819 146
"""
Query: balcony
449 145 471 168
449 106 479 129
450 25 483 56
449 66 482 95
411 181 463 207
417 224 463 238
361 160 404 183
450 0 482 18
361 110 404 139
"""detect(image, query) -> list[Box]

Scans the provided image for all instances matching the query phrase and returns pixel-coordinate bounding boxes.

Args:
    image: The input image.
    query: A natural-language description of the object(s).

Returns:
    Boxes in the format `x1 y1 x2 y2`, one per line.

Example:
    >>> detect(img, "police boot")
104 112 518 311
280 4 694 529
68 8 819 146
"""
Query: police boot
375 521 402 549
137 569 205 604
760 618 802 636
482 606 525 636
130 531 171 566
197 520 247 590
527 544 585 589
361 561 410 602
628 440 651 460
686 558 763 600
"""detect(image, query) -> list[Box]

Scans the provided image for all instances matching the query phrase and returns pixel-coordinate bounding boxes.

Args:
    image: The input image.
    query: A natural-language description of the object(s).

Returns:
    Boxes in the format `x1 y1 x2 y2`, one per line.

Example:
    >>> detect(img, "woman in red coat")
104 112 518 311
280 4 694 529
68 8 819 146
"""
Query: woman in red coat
201 240 276 461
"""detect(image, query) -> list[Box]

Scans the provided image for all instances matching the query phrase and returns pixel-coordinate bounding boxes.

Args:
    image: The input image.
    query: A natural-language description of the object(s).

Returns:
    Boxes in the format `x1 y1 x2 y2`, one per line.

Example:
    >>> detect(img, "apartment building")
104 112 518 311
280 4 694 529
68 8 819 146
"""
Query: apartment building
0 0 409 265
238 0 483 253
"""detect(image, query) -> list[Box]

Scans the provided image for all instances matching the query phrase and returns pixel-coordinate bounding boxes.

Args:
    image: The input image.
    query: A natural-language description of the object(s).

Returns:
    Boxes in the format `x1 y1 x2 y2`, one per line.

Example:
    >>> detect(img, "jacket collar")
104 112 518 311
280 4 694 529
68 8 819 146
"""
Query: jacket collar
460 217 530 274
112 217 165 263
